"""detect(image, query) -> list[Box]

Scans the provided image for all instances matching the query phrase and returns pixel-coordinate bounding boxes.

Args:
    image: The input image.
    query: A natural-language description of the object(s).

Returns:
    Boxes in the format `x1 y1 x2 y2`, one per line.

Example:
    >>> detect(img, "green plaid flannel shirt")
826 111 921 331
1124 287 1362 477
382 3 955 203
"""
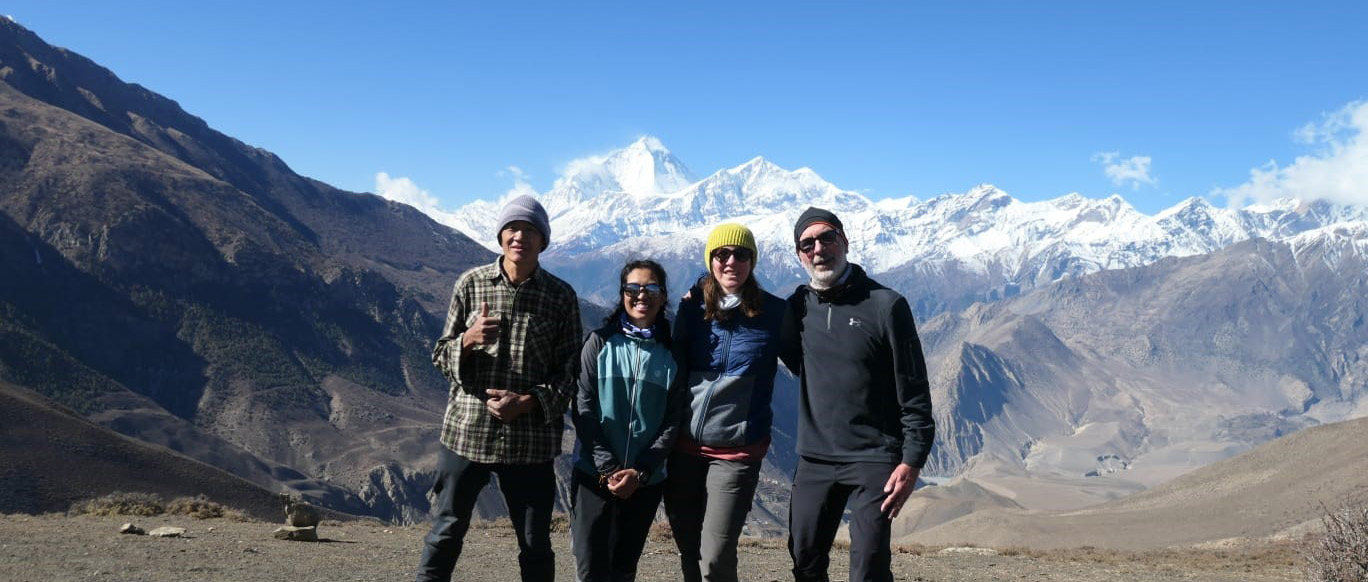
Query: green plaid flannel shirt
431 258 581 464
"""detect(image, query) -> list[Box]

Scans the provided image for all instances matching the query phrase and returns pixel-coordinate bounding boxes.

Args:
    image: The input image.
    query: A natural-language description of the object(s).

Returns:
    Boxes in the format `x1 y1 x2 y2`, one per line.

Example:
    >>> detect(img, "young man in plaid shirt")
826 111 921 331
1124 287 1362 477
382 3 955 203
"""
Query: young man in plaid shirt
416 195 581 582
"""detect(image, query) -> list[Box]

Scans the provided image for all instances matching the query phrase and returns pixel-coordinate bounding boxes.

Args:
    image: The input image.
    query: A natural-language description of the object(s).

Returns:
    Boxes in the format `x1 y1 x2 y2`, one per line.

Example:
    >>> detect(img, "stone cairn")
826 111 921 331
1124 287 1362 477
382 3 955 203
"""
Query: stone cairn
273 493 320 542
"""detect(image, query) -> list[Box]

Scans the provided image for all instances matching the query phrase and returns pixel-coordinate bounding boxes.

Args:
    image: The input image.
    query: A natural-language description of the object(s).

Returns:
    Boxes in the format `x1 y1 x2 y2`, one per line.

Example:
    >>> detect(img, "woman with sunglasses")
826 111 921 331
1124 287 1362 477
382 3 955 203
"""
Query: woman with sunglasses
664 224 786 582
571 259 686 582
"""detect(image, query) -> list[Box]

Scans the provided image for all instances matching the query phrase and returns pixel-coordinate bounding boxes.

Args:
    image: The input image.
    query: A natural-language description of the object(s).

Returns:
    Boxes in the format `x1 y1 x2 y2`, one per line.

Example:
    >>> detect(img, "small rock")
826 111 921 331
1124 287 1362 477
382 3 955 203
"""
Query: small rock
119 523 145 535
148 526 187 538
273 525 319 542
205 527 214 533
937 546 998 556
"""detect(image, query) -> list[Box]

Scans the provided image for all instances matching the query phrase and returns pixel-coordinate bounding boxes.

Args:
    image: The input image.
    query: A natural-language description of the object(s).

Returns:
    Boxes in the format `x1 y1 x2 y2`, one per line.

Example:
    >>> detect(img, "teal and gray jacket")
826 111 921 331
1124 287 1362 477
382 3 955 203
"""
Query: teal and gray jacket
673 289 786 448
572 321 686 486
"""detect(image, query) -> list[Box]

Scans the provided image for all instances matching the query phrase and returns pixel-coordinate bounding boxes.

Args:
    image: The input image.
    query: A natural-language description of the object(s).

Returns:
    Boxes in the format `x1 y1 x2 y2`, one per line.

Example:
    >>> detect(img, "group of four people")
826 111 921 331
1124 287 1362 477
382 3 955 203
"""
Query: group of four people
420 195 936 582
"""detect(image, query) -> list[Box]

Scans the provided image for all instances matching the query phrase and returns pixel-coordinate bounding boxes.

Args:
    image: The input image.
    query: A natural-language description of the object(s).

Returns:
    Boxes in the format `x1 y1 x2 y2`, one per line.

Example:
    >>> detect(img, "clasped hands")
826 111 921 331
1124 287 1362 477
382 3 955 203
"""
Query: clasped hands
484 389 534 422
604 469 641 499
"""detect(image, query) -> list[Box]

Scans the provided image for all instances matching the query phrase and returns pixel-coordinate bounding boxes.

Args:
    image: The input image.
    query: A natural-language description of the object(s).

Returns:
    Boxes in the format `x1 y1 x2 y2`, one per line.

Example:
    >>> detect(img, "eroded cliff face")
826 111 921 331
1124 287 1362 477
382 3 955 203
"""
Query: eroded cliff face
918 234 1367 499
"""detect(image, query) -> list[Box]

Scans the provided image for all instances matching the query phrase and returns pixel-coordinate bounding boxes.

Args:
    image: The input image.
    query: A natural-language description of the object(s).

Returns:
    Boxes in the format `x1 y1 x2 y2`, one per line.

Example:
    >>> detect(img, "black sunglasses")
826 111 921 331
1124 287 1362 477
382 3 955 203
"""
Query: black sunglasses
797 230 842 254
711 247 754 263
622 283 664 297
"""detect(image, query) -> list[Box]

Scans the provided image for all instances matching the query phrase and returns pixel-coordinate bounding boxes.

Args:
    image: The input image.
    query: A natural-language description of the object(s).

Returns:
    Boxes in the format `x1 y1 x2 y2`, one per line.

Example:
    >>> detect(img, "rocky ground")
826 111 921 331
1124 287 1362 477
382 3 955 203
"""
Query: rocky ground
0 513 1307 582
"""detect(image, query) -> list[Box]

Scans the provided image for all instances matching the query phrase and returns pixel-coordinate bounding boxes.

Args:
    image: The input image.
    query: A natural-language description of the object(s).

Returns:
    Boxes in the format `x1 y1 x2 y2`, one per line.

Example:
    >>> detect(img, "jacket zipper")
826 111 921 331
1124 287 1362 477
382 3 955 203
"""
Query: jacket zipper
623 338 646 468
692 324 734 439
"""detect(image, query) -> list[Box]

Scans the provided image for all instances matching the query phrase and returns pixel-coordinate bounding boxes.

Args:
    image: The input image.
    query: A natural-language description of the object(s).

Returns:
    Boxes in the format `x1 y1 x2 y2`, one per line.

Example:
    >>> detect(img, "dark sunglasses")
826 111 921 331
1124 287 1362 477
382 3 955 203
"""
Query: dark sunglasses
797 230 842 254
622 283 664 297
711 247 754 263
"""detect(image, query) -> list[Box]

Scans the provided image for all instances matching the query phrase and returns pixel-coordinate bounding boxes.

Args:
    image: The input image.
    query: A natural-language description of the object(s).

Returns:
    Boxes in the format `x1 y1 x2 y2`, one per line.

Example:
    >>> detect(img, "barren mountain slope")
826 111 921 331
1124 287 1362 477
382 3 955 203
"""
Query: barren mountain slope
0 381 288 521
899 415 1368 550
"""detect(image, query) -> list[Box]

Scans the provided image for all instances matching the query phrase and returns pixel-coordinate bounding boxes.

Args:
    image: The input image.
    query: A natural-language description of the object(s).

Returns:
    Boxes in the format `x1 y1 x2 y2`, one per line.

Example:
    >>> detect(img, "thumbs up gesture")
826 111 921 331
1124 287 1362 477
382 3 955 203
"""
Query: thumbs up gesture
463 302 501 349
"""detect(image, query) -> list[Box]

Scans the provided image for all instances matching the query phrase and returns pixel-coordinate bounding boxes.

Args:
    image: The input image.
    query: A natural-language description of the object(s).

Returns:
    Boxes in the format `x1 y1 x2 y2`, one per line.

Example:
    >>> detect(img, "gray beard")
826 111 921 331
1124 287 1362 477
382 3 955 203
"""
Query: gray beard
804 258 848 290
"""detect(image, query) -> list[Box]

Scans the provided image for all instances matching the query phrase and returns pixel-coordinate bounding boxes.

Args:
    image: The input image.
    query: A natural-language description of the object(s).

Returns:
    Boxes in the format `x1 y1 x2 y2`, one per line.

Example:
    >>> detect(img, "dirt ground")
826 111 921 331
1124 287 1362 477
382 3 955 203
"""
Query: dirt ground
0 513 1307 582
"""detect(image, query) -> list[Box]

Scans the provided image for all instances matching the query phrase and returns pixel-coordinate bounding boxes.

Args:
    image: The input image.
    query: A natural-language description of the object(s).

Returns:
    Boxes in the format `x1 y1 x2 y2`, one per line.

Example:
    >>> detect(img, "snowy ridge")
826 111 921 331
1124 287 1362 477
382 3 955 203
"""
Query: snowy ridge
439 137 1368 307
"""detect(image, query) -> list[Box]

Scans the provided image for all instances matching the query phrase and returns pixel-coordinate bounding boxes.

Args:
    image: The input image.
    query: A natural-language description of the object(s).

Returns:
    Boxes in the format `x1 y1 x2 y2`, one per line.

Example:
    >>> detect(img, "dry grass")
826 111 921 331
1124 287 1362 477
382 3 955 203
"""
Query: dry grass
67 492 253 521
466 513 572 533
973 543 1302 571
894 543 933 556
1302 502 1368 582
737 536 784 549
69 492 164 517
165 495 225 519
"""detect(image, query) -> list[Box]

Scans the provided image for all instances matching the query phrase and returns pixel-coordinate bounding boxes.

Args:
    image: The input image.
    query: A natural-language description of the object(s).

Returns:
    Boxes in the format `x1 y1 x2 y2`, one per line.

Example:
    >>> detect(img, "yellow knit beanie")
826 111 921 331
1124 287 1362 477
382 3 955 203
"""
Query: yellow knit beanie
704 223 758 269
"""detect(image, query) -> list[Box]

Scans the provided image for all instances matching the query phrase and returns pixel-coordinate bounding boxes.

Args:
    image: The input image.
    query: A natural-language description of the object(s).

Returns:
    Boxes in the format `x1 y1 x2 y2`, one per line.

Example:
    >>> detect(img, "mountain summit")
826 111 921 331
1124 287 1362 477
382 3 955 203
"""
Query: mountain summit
546 136 695 205
440 137 1367 309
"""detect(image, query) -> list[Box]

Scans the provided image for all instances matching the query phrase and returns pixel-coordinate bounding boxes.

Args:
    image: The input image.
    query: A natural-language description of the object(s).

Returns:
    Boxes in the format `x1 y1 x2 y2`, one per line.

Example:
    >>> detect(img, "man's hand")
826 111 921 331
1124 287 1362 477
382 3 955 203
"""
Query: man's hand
485 389 535 422
880 463 921 518
606 469 641 499
463 302 501 349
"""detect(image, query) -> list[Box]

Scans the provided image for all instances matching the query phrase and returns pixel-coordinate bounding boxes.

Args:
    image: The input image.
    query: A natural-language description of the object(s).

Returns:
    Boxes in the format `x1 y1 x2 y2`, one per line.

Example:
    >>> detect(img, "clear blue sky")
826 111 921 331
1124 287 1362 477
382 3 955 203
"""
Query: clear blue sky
8 1 1367 213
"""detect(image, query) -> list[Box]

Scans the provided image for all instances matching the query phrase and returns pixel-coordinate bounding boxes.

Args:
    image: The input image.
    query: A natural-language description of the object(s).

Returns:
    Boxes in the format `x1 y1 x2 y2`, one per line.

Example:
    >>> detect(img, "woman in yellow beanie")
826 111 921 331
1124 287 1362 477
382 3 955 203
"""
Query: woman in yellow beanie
664 223 786 582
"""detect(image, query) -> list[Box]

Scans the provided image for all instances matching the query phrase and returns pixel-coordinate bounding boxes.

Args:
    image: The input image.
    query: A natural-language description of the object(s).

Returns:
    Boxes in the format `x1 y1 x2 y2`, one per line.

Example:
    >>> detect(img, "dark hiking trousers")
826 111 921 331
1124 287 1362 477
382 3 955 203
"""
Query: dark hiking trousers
415 446 556 582
570 469 665 582
788 457 897 582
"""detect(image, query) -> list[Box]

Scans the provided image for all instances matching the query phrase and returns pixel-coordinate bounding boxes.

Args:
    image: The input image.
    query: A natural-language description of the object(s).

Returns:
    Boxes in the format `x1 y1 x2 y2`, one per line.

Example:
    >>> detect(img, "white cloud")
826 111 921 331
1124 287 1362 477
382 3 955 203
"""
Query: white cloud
552 151 614 191
498 165 538 199
375 172 444 214
1215 100 1368 207
1091 152 1158 190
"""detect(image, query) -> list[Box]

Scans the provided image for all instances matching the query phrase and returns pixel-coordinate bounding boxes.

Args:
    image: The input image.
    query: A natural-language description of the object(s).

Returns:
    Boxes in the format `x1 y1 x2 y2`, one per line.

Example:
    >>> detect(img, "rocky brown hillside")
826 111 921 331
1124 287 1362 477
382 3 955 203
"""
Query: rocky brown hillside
0 18 488 522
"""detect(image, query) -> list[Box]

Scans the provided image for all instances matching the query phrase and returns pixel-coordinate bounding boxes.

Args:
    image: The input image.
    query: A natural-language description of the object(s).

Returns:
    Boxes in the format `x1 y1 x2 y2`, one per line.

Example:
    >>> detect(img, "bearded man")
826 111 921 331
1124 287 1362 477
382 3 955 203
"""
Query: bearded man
779 207 936 582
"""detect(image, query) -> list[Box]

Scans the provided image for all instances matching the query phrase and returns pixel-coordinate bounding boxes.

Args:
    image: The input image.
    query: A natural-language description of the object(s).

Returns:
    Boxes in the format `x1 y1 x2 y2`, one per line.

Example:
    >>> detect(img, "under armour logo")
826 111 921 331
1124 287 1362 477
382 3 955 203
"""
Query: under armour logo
849 318 863 327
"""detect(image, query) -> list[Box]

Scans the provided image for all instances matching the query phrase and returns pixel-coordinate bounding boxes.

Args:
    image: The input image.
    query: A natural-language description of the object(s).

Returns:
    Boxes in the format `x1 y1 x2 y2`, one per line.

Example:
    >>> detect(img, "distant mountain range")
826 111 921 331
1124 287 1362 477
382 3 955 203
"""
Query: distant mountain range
441 137 1366 319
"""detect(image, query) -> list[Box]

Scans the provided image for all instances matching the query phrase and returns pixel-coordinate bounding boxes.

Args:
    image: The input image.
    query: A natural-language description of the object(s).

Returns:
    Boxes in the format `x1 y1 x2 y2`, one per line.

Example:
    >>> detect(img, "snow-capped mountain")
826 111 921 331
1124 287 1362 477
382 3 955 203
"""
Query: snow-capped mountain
441 137 1368 310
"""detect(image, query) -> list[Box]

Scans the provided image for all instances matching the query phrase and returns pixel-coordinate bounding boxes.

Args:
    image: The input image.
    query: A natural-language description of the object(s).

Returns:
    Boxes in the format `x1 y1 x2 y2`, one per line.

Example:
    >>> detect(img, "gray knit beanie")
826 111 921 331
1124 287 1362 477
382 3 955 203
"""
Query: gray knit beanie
495 195 551 250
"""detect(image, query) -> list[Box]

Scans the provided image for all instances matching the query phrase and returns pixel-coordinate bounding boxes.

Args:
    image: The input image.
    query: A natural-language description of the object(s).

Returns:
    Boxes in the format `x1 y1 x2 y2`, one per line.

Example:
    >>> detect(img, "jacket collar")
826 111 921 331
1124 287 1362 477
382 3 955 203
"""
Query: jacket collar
485 255 544 287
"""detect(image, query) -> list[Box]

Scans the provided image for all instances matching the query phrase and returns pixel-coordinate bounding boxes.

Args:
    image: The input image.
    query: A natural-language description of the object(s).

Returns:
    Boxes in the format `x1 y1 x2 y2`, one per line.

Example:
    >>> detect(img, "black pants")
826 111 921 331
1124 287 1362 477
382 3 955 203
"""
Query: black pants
415 447 556 582
570 469 665 582
787 457 896 582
